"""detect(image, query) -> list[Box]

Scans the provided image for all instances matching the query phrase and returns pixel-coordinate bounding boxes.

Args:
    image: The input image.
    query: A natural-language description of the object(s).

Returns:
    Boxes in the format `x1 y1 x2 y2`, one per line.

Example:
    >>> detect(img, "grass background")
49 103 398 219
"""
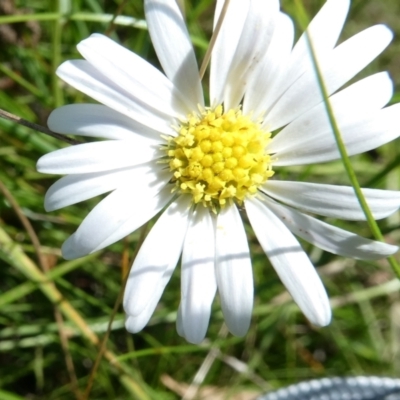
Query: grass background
1 0 400 399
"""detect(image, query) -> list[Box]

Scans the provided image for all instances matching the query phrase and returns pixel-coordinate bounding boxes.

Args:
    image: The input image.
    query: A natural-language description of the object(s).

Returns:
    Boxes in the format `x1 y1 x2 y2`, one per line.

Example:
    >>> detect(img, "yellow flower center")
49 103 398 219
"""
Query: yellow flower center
165 105 274 212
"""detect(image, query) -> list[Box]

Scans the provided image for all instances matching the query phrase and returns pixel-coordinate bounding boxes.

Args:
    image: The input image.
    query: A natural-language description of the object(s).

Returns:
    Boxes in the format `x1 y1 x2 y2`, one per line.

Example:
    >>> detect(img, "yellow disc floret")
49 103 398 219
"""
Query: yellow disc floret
166 105 274 211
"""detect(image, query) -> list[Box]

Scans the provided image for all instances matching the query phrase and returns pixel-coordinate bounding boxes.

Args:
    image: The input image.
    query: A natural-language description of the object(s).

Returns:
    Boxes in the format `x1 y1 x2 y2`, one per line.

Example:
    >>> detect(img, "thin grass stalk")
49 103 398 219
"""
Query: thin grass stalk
83 222 149 399
0 64 43 98
199 0 230 80
0 13 147 29
104 0 129 37
293 0 400 279
0 108 79 145
0 255 98 308
52 1 64 107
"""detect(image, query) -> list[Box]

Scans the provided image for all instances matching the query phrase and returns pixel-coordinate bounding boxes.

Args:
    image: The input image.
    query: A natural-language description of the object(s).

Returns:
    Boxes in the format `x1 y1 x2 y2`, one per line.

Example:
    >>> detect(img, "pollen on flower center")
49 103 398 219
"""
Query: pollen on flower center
165 105 274 211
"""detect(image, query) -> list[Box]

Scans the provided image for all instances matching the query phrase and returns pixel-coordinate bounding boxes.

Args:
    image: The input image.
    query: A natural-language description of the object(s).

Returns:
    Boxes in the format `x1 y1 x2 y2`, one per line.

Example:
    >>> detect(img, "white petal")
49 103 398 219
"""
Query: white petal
57 60 175 134
125 267 175 333
298 0 349 50
144 0 203 109
246 197 331 327
243 12 294 117
37 140 159 174
262 180 400 221
215 204 253 336
290 0 350 74
272 104 400 166
44 164 157 211
77 34 189 117
262 196 398 260
260 0 349 117
222 0 279 110
180 206 217 344
269 72 394 164
48 104 164 142
123 196 191 317
210 0 249 106
62 177 173 259
126 310 153 334
265 25 393 131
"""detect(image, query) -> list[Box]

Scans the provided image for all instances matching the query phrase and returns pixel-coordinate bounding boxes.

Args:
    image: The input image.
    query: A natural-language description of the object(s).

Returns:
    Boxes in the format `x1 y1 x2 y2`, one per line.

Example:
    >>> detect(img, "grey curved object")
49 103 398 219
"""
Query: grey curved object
257 377 400 400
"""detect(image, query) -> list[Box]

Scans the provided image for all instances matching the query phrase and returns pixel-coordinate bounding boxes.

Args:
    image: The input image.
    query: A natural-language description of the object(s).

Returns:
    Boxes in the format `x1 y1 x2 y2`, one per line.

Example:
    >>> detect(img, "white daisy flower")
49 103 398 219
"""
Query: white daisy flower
37 0 400 344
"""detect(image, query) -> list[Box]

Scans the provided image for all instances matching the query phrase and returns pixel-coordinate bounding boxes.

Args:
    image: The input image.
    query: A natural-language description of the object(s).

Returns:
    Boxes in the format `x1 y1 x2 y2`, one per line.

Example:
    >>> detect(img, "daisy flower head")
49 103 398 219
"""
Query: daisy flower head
37 0 400 344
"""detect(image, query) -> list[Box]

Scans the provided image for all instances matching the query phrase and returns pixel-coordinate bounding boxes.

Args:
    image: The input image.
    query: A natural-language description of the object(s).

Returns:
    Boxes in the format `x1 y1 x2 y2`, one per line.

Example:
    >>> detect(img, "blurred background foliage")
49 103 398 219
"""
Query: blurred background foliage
0 0 400 399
